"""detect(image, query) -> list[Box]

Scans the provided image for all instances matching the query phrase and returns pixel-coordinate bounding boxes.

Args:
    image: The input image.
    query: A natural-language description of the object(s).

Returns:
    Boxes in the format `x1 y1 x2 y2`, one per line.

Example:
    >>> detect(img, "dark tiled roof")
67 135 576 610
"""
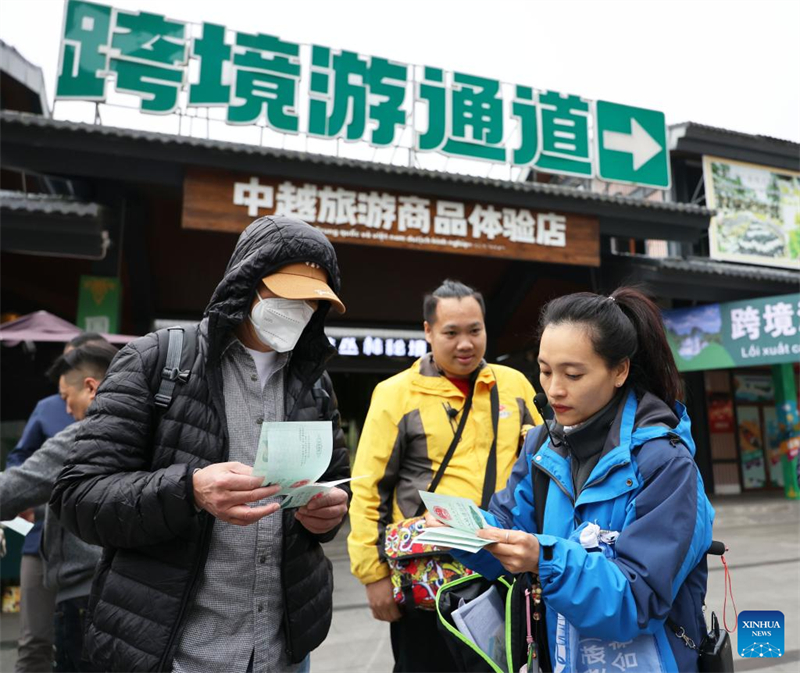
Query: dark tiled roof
670 121 799 150
0 110 713 217
0 190 103 218
623 253 800 285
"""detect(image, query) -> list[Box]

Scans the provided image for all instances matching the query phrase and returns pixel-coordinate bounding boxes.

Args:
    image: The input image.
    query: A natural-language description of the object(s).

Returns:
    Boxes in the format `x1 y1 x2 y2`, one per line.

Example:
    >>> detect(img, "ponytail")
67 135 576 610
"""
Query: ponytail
538 287 682 407
610 287 682 407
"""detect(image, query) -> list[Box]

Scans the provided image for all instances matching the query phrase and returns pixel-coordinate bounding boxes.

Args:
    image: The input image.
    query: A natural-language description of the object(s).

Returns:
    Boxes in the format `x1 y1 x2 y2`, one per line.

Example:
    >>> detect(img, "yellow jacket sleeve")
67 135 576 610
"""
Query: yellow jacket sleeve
347 382 403 585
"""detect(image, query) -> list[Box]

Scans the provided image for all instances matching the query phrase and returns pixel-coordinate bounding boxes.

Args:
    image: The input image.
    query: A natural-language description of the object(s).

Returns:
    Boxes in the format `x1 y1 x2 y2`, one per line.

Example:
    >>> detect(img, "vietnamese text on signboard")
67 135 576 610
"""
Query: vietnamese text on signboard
704 156 800 270
56 0 671 189
663 293 800 371
181 169 600 266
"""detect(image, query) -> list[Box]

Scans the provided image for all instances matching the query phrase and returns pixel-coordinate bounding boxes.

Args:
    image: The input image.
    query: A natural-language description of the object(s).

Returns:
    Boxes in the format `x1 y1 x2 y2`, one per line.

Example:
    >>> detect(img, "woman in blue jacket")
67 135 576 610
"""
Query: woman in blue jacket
438 288 714 673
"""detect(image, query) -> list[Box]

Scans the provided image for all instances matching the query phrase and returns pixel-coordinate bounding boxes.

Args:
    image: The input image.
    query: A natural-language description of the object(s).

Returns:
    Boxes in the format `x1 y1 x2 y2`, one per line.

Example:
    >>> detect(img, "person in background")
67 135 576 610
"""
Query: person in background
434 288 714 673
51 216 350 673
348 279 541 673
6 332 104 673
1 342 118 672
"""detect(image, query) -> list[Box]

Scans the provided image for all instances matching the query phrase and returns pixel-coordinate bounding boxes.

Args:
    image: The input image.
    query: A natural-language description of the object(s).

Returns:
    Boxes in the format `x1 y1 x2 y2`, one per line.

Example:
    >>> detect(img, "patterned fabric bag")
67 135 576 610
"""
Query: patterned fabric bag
384 515 473 611
383 376 496 611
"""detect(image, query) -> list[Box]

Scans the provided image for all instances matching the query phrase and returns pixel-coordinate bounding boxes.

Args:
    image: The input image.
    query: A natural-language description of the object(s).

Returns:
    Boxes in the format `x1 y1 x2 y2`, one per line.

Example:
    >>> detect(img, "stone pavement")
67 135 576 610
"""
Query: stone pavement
1 492 797 672
700 494 799 673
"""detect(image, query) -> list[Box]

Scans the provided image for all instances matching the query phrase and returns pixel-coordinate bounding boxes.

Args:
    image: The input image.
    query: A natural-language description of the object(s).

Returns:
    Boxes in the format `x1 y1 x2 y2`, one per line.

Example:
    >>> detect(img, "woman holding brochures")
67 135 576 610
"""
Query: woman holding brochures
428 288 715 673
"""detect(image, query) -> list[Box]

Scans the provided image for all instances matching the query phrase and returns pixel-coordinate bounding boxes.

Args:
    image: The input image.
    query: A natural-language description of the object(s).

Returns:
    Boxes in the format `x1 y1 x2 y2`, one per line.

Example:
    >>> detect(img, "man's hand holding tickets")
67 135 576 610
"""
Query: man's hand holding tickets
295 487 348 534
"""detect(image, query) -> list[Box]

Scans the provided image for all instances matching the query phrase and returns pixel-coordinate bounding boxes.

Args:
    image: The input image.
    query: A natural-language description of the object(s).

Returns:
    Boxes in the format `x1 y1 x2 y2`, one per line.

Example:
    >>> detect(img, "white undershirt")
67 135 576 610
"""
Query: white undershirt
243 346 279 387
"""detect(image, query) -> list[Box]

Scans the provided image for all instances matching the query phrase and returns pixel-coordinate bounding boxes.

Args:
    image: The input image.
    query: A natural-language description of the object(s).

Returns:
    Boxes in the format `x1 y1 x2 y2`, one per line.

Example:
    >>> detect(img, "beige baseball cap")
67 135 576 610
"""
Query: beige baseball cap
262 262 346 314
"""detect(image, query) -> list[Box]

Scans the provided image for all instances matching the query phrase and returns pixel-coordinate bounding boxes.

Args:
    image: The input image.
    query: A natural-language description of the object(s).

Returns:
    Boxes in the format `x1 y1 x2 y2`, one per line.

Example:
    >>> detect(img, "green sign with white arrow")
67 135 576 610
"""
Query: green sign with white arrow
55 0 676 190
595 101 671 189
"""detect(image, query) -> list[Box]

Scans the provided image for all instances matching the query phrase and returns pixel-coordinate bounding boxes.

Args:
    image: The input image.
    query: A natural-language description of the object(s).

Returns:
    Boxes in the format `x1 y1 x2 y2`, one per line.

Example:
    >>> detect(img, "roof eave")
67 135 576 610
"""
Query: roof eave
669 122 800 172
0 111 712 241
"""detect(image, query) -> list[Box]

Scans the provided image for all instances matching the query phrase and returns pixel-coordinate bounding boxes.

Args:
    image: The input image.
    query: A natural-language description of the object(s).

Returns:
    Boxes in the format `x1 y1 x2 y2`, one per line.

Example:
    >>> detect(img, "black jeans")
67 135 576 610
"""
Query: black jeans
390 608 460 673
54 595 95 672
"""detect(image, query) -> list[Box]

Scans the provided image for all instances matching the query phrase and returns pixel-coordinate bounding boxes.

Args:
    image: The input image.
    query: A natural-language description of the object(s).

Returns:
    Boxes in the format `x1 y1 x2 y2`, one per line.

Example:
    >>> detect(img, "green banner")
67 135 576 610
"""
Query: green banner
76 275 120 334
663 293 800 372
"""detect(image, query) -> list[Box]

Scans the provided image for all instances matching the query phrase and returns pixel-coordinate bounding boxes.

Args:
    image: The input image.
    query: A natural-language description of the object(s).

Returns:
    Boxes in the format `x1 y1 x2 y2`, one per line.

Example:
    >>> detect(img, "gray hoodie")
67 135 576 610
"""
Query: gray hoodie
0 422 100 603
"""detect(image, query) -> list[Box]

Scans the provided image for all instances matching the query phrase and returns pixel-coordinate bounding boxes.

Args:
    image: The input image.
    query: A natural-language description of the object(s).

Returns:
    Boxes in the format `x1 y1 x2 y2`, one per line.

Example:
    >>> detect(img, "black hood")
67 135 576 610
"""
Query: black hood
204 215 341 383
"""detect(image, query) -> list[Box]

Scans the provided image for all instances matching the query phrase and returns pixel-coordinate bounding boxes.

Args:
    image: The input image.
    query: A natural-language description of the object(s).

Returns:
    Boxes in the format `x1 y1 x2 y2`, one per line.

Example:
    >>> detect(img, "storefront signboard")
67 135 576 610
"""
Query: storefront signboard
181 169 600 266
55 0 670 189
662 292 800 372
704 156 800 270
327 334 428 360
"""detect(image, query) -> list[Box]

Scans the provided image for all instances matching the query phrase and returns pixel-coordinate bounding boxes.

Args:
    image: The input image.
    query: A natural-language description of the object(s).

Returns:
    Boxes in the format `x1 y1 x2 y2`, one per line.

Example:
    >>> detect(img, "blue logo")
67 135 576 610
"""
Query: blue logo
738 610 784 658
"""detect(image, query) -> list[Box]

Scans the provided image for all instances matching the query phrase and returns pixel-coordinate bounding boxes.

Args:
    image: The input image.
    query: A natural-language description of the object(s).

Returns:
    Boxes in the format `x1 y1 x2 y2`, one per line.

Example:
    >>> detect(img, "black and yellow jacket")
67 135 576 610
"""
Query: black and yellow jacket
348 353 541 584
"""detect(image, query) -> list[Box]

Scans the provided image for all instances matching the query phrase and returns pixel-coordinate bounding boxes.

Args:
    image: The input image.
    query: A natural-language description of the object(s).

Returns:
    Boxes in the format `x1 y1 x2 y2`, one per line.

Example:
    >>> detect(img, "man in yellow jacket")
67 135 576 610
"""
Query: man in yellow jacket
348 279 541 672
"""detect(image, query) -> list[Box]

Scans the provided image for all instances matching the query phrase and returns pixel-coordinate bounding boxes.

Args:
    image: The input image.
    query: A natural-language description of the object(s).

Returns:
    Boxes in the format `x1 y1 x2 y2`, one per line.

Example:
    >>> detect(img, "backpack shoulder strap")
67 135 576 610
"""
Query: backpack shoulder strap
153 325 197 411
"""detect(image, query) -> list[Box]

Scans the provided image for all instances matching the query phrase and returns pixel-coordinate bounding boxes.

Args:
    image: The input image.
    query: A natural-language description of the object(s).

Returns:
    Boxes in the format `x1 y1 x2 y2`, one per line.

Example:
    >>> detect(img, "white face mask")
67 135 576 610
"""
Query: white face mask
248 297 315 353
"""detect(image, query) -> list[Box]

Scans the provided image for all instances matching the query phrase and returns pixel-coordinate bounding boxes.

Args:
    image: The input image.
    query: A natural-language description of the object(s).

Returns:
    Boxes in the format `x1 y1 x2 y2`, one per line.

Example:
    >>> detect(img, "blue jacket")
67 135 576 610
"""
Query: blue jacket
7 394 73 555
453 389 714 673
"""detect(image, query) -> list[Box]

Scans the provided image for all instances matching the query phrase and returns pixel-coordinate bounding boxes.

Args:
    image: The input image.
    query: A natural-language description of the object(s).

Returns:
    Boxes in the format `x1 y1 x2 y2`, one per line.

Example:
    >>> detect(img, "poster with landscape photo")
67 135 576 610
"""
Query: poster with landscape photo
704 156 800 269
662 303 734 372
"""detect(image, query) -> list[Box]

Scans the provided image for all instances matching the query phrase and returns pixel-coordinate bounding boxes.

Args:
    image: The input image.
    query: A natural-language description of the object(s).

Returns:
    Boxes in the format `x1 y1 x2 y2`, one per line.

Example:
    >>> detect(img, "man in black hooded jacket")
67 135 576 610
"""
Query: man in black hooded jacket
50 216 350 673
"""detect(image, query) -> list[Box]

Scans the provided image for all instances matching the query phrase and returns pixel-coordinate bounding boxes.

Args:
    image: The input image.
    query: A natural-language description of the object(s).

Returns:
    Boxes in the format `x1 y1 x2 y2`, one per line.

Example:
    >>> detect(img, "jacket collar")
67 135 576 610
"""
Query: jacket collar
411 353 494 396
536 390 684 507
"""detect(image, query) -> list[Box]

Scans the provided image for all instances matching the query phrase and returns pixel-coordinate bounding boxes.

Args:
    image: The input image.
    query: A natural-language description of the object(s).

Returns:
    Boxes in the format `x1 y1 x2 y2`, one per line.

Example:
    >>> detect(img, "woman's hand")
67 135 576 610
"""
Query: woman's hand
476 526 540 574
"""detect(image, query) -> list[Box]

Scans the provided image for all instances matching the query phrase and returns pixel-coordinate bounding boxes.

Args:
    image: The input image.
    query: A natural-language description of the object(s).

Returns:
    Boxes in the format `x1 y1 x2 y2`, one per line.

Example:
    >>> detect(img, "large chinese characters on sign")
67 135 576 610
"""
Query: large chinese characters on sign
56 0 671 189
181 170 600 266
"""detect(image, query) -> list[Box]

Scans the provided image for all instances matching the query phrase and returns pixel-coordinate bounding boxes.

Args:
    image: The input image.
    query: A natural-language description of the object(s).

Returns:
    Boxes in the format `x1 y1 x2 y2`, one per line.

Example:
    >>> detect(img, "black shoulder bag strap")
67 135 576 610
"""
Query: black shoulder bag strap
479 381 500 509
413 376 477 517
531 424 553 672
154 326 196 410
533 451 550 536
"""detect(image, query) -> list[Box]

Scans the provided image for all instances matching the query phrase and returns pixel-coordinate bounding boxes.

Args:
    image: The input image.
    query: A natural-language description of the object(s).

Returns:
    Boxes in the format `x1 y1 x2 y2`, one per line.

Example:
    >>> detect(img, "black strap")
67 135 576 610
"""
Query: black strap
529 425 551 535
479 382 500 509
530 424 553 672
533 465 549 537
154 327 191 410
415 379 476 517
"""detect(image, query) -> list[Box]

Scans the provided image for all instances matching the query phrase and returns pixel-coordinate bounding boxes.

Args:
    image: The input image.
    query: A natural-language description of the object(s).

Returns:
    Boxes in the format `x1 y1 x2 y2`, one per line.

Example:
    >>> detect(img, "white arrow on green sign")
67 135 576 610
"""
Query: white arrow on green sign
594 101 671 189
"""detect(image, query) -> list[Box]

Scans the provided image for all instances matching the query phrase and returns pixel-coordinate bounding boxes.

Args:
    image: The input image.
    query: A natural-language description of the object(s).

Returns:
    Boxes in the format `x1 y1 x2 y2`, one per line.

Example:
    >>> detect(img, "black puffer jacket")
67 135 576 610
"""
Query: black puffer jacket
50 216 350 672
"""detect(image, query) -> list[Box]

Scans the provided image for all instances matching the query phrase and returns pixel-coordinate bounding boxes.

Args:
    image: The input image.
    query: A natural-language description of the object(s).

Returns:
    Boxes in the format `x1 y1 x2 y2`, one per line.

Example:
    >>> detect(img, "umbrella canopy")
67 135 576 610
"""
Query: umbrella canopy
0 310 138 345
